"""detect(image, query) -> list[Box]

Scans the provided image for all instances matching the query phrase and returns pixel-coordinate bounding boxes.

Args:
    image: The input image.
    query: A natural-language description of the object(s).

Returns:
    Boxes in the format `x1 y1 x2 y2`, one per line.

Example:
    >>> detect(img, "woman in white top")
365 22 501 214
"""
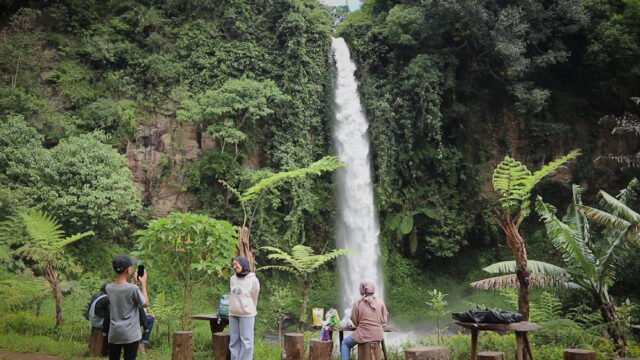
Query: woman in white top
229 257 260 360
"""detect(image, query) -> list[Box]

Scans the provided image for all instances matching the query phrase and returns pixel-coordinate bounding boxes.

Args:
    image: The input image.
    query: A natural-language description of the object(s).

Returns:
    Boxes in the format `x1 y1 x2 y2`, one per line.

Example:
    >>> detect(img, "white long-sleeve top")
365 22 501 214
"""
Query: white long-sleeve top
229 272 260 317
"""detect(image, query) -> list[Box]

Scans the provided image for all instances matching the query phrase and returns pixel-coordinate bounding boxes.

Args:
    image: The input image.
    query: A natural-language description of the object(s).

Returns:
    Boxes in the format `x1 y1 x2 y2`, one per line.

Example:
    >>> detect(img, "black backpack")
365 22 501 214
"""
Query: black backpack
452 307 523 324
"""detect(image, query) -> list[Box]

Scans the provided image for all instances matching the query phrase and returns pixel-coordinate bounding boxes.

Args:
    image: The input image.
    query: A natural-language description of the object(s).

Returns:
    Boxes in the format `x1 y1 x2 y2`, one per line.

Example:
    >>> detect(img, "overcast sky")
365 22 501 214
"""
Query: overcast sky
319 0 362 11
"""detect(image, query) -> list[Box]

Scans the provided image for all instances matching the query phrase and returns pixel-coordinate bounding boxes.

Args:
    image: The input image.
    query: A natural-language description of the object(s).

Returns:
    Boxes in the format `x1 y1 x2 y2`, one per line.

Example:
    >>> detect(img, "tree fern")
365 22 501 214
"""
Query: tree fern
241 156 344 202
259 244 351 330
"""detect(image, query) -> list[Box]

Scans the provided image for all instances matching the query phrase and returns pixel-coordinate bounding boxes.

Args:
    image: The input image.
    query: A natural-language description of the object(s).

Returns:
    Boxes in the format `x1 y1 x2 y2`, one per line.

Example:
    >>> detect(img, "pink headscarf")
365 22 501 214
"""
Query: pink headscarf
359 281 376 309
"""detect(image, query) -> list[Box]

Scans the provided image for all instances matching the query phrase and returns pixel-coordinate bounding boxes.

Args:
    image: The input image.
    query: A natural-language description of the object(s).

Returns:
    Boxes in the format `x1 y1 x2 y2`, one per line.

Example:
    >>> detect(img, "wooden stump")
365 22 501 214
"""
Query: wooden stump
213 332 230 360
88 328 106 357
358 342 381 360
284 333 304 360
563 349 596 360
478 351 504 360
309 340 332 360
172 331 194 360
404 346 450 360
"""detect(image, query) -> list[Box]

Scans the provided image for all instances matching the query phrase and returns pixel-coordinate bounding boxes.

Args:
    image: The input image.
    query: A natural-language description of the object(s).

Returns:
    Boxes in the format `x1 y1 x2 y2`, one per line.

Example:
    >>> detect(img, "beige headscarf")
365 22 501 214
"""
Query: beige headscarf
359 281 376 309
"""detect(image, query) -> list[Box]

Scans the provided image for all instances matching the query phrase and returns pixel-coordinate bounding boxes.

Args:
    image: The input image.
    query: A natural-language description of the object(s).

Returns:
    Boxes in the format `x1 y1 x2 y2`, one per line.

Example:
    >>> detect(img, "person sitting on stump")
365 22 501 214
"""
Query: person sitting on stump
341 281 388 360
87 283 110 357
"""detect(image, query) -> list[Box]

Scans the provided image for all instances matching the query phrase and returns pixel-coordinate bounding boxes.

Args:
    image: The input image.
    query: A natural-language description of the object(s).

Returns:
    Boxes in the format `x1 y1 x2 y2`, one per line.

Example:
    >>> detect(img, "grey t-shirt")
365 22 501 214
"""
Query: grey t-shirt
105 282 145 344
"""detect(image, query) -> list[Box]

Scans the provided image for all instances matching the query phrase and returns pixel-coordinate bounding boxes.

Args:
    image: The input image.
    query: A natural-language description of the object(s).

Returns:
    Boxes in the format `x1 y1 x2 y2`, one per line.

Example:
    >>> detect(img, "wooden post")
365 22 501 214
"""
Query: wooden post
404 346 450 360
478 351 505 360
358 342 381 360
213 332 230 360
309 340 332 360
563 349 596 360
284 333 304 360
172 331 194 360
470 329 478 360
515 332 524 360
88 328 106 357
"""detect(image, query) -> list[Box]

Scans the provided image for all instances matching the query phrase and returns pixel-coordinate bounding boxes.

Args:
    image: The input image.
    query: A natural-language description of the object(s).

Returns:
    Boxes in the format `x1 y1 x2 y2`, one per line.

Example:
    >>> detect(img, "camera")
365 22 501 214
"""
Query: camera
137 264 145 278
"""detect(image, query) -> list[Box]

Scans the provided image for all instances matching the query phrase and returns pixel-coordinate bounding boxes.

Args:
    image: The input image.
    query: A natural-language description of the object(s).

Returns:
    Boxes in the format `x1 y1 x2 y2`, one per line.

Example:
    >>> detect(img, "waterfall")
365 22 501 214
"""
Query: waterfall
331 37 384 311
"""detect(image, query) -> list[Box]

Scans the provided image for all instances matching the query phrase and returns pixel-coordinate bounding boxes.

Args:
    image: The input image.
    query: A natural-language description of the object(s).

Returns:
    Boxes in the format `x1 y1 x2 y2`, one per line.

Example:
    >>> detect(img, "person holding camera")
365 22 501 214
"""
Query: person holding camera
106 255 149 360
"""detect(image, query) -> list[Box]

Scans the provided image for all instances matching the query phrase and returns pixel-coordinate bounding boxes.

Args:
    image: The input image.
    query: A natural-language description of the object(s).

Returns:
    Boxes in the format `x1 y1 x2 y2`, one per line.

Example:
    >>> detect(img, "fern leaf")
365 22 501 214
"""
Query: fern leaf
471 274 580 290
241 156 344 202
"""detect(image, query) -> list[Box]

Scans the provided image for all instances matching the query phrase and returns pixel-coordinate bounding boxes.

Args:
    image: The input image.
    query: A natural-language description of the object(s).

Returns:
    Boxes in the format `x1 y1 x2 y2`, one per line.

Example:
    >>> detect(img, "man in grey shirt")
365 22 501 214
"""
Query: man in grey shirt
106 255 149 360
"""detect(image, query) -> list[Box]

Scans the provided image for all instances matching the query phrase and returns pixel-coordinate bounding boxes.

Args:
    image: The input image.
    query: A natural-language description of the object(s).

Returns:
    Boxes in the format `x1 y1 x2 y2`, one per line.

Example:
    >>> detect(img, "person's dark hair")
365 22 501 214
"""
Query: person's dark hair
232 257 251 277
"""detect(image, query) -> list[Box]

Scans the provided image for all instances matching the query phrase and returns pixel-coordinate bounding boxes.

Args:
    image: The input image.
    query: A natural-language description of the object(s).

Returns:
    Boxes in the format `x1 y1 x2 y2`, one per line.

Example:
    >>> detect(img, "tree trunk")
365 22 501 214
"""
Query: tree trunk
597 298 627 356
237 226 255 271
299 278 310 331
502 215 530 320
44 264 63 328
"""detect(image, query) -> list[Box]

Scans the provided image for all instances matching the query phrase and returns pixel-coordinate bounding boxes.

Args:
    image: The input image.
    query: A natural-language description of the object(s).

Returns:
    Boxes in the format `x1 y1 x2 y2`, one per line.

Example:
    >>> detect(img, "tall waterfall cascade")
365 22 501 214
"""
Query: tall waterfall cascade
331 37 384 310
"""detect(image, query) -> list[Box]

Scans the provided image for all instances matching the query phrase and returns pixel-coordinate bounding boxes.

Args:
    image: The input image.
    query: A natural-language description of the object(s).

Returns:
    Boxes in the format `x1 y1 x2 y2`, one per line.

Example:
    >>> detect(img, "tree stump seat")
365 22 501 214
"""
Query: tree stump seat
309 339 332 360
172 331 194 360
563 349 596 360
358 341 382 360
477 351 504 360
404 346 450 360
284 333 304 360
213 332 230 360
88 328 106 357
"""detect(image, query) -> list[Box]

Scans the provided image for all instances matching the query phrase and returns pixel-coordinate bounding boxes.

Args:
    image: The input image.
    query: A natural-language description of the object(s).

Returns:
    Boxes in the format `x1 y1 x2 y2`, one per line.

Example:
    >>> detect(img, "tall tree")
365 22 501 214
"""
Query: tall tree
259 244 351 331
0 209 93 328
489 150 580 320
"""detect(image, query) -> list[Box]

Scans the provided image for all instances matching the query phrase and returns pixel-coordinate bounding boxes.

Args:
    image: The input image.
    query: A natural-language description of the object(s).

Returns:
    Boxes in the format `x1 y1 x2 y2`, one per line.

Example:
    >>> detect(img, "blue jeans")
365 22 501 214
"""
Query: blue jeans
141 315 155 344
229 316 255 360
341 335 357 360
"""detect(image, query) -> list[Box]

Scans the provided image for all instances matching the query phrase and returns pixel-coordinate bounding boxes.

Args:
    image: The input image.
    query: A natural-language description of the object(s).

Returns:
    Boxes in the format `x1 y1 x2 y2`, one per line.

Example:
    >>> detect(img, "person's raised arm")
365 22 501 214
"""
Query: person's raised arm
138 270 150 307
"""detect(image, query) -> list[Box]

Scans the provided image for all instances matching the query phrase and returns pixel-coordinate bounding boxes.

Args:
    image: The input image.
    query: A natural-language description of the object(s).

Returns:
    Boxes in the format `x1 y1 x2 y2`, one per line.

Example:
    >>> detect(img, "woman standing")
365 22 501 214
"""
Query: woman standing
229 257 260 360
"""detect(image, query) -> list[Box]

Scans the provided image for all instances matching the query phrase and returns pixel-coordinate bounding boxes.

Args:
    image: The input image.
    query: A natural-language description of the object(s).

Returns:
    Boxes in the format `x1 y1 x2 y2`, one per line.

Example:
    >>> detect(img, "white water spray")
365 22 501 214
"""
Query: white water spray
331 37 384 311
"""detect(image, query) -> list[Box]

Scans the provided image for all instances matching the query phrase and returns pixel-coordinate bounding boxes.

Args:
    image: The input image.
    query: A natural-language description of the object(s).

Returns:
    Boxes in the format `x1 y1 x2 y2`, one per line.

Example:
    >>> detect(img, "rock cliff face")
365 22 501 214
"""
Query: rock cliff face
126 112 215 217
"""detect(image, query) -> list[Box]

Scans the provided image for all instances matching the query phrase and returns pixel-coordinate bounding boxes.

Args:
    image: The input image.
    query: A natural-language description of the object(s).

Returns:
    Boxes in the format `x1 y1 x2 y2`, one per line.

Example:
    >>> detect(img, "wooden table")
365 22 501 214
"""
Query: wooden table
191 314 229 334
329 326 398 360
455 321 540 360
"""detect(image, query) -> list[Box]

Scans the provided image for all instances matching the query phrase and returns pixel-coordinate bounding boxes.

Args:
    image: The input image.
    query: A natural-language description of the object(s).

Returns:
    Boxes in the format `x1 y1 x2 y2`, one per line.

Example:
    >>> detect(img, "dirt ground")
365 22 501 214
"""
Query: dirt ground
0 350 69 360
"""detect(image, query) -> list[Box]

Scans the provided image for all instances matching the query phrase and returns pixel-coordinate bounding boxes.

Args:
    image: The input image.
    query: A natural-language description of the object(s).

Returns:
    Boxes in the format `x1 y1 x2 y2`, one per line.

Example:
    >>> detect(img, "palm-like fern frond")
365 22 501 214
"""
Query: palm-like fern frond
526 150 582 194
19 209 65 247
241 156 344 202
492 150 580 216
259 245 351 274
492 156 531 210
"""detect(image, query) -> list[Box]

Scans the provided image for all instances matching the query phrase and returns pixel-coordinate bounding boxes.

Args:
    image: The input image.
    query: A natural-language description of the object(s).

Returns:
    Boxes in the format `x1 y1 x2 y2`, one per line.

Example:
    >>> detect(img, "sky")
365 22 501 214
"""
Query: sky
319 0 362 11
